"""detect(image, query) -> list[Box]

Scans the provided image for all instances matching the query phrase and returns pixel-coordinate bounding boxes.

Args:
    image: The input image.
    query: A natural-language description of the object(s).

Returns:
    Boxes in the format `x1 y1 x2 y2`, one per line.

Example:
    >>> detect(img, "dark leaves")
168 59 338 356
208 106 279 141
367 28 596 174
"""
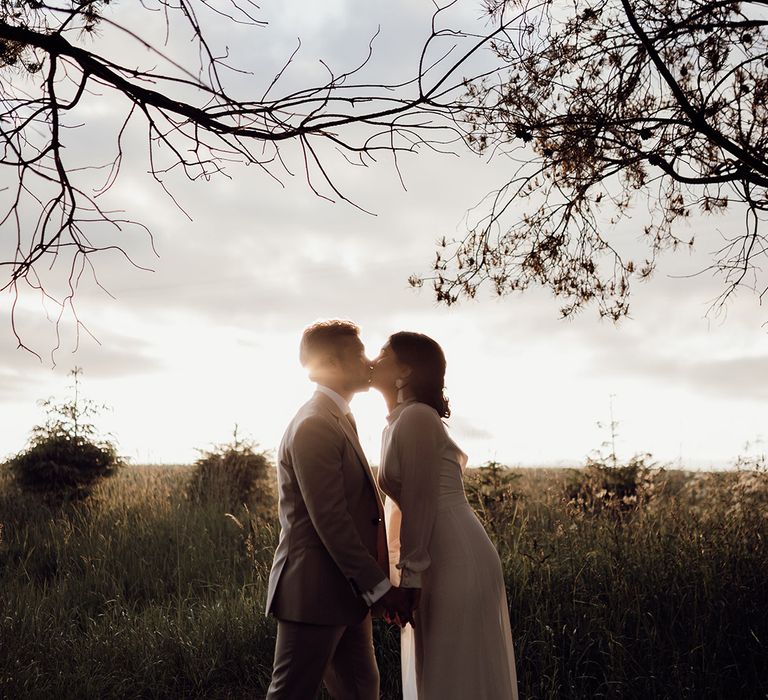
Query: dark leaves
423 0 768 319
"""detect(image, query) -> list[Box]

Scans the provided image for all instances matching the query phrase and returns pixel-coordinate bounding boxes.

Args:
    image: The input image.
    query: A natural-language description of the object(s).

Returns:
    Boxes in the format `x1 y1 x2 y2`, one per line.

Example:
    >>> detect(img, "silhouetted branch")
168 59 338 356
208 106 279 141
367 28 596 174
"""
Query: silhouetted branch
421 0 768 319
0 1 509 351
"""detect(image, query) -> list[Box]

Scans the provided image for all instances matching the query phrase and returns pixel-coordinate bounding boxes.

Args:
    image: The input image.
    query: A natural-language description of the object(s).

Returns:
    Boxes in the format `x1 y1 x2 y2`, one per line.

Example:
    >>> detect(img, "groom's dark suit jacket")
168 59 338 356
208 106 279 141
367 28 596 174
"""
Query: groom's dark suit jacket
265 391 388 625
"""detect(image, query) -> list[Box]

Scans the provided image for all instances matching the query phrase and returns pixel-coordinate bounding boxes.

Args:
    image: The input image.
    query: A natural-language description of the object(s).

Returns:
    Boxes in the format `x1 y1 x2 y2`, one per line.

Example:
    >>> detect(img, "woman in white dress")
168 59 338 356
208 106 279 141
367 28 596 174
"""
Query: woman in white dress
370 331 518 700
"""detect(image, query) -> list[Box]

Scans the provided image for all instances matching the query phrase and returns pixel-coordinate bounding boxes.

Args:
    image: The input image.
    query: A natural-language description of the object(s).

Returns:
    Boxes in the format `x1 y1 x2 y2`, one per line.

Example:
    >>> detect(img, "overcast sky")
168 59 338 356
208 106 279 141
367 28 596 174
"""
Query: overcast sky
0 1 765 468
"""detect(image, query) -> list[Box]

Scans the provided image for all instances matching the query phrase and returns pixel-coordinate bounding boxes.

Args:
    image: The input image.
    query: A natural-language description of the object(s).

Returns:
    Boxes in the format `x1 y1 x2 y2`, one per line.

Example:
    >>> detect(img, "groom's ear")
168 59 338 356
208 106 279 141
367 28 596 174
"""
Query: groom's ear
306 351 337 382
323 350 342 369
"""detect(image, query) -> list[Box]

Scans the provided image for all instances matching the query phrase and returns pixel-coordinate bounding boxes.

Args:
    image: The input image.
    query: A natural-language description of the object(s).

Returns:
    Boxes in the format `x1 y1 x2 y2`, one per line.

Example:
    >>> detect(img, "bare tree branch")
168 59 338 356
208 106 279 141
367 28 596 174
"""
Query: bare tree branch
0 0 507 352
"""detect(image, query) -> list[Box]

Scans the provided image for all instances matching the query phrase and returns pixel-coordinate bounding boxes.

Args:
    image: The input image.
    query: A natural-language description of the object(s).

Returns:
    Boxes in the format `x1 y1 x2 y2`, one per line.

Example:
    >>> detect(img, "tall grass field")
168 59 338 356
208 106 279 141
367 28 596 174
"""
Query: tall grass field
1 461 767 699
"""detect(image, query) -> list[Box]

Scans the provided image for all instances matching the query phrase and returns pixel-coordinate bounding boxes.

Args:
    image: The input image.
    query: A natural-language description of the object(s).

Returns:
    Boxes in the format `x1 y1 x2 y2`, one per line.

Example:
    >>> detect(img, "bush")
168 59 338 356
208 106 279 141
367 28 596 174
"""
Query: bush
189 428 276 519
8 434 121 494
564 452 659 516
5 368 123 502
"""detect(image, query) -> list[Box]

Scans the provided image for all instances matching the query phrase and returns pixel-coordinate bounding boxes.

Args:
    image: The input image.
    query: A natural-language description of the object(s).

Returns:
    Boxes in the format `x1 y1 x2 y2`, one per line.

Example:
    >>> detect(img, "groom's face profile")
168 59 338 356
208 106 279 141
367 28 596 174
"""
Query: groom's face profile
302 322 371 394
333 335 371 393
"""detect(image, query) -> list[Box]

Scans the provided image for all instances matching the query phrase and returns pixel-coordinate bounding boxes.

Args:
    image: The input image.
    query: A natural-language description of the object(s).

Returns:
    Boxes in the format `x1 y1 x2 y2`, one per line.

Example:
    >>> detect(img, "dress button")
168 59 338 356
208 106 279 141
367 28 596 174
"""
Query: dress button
371 517 382 525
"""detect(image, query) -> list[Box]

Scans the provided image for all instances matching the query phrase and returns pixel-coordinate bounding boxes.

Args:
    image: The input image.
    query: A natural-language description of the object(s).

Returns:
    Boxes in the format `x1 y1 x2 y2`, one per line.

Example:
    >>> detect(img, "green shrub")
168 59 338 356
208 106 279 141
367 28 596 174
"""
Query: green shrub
189 428 276 519
5 368 122 502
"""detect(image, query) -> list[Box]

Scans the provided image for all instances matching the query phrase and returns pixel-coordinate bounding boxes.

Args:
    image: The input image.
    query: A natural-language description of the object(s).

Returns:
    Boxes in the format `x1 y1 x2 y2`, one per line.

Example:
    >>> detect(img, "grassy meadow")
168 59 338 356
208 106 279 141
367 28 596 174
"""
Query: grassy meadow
1 460 767 699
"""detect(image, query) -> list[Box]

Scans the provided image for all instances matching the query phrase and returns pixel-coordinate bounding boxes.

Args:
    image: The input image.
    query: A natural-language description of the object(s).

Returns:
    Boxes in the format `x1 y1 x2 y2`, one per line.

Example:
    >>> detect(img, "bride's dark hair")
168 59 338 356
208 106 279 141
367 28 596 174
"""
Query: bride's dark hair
388 331 451 418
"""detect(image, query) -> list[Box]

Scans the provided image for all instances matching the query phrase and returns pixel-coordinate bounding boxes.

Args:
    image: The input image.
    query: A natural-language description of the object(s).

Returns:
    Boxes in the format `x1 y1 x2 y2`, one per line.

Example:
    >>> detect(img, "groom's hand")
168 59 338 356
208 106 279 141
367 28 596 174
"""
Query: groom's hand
379 586 420 627
369 598 387 619
394 587 420 628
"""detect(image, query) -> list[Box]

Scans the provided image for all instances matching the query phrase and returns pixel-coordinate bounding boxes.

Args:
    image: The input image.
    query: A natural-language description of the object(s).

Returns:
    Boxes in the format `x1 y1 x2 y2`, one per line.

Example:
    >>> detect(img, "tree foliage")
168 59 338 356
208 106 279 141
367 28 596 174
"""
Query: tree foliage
423 0 768 318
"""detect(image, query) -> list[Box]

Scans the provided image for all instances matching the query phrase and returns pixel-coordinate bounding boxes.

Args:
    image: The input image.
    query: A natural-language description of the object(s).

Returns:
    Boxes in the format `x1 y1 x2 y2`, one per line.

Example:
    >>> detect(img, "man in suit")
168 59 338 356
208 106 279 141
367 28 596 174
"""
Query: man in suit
265 320 416 700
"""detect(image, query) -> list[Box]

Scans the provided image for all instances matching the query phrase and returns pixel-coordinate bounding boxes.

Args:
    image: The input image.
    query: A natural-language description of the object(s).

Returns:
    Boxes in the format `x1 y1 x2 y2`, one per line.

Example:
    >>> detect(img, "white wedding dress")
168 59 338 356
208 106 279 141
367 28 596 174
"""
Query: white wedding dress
378 400 518 700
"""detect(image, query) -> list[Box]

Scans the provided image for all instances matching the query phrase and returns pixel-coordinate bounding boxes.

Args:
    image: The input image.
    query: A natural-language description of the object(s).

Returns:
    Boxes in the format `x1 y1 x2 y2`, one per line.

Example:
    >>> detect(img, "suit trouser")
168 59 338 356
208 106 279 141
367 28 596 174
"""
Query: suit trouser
266 613 379 700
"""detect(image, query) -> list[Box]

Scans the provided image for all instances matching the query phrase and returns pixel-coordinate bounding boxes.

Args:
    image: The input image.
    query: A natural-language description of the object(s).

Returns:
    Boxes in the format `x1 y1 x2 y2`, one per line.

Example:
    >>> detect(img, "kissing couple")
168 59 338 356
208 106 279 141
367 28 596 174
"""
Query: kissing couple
265 320 518 700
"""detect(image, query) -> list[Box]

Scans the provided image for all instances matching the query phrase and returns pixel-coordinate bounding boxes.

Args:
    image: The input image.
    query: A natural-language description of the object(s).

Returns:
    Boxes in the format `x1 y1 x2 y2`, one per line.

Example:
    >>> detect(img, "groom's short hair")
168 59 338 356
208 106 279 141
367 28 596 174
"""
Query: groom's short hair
300 320 361 369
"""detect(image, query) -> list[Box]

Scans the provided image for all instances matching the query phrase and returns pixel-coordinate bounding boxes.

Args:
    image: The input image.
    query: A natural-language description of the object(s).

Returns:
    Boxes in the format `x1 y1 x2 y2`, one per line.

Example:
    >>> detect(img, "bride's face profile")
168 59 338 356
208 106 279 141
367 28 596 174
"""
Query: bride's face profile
370 342 410 392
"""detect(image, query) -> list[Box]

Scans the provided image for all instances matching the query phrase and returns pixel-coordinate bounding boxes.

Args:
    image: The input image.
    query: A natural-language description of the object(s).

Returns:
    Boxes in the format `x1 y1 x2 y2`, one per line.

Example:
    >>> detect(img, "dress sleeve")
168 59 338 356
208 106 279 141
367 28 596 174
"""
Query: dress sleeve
394 404 443 588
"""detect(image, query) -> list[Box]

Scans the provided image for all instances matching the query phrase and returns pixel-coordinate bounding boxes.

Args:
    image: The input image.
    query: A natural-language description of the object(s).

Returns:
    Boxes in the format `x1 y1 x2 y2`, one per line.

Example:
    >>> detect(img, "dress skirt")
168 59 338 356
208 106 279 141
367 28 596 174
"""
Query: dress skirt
398 500 518 700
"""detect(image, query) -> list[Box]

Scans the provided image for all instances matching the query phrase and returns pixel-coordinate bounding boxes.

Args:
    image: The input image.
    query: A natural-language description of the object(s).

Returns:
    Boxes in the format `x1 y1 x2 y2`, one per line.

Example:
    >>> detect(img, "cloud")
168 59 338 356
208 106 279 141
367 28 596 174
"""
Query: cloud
0 313 165 378
55 334 167 378
41 129 508 334
447 414 494 441
0 369 43 402
685 356 768 400
592 344 768 402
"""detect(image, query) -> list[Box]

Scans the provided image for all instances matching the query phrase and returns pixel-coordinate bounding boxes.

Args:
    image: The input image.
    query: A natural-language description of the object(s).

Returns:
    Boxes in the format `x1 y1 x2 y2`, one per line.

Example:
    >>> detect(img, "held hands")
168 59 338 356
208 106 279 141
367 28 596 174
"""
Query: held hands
374 586 421 628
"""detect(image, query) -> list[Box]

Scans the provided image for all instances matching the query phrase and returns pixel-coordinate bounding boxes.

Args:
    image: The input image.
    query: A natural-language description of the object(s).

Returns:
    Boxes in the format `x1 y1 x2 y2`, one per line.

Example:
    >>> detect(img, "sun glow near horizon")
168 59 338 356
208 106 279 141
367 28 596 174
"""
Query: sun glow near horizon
2 295 760 473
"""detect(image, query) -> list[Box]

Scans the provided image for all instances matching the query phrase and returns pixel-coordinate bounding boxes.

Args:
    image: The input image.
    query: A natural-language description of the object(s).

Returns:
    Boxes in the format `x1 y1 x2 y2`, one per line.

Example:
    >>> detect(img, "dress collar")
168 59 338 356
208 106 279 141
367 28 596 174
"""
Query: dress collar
386 398 417 425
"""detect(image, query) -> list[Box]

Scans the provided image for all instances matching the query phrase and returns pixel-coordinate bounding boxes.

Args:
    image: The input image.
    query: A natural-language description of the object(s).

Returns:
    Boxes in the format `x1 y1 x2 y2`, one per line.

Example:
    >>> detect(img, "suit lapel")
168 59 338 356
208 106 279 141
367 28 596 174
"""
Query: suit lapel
338 414 370 469
313 392 384 509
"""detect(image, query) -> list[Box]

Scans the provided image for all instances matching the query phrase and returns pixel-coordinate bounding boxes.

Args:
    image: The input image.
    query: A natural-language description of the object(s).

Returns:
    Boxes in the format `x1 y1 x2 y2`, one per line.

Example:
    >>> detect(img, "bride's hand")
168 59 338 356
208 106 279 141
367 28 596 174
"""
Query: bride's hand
379 586 418 627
